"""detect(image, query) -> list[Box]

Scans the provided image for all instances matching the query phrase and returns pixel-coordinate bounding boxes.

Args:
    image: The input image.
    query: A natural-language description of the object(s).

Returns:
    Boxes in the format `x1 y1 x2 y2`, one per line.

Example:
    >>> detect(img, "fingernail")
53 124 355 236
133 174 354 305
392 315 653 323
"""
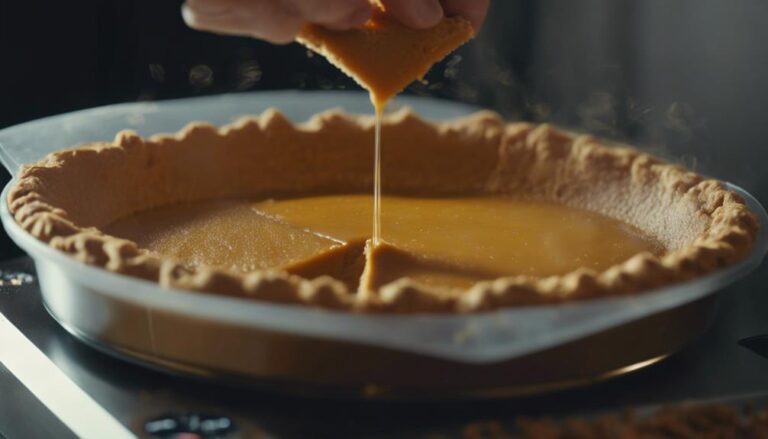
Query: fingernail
181 4 200 27
182 3 238 32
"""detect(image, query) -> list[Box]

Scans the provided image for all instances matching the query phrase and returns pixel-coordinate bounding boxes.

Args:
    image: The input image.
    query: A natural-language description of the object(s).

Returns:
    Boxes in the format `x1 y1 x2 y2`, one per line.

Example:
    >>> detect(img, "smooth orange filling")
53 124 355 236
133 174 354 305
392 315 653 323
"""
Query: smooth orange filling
105 195 663 290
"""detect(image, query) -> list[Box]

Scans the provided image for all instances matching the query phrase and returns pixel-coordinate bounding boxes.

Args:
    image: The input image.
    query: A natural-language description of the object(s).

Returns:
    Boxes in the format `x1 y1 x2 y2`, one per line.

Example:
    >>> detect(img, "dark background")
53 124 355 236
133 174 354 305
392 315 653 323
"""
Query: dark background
1 0 767 259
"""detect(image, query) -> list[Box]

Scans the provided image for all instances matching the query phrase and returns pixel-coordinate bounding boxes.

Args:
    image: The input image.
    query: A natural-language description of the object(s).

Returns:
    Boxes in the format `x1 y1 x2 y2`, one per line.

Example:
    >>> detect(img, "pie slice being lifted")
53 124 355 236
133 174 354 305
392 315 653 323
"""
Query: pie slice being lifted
297 2 475 106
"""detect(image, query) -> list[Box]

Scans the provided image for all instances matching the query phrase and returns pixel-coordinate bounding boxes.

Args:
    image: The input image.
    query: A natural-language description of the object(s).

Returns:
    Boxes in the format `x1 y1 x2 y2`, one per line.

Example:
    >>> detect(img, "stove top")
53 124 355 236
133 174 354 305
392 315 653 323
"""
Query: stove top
1 256 767 438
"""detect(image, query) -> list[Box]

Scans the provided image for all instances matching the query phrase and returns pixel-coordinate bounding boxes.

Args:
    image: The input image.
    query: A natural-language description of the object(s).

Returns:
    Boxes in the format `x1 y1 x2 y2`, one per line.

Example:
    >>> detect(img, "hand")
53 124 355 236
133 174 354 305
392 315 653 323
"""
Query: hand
182 0 490 44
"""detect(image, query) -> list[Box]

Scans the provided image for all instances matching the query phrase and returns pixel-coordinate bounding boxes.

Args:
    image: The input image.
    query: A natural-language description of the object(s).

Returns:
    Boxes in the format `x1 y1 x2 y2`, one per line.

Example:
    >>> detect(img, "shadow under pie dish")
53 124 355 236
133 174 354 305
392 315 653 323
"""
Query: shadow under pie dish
7 108 758 313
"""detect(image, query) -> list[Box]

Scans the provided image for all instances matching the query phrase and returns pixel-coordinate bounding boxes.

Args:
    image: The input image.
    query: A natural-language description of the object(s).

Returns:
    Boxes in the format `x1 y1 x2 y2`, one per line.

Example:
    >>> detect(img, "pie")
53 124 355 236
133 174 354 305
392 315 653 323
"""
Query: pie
7 109 759 312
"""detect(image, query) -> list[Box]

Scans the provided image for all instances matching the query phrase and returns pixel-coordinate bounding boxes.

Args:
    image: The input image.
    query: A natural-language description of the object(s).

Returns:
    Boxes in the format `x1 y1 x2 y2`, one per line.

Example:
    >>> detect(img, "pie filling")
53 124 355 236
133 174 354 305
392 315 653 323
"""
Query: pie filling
105 194 663 292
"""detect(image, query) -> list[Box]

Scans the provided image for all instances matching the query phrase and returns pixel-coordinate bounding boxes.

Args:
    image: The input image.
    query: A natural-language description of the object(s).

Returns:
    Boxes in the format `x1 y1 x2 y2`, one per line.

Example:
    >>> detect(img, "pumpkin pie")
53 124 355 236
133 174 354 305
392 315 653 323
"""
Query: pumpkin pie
7 109 759 312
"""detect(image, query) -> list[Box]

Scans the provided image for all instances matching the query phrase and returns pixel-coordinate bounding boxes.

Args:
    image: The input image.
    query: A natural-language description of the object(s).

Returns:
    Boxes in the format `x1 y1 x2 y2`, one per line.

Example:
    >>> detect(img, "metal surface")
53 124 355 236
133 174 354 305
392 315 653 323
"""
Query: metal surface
0 313 134 438
0 362 77 439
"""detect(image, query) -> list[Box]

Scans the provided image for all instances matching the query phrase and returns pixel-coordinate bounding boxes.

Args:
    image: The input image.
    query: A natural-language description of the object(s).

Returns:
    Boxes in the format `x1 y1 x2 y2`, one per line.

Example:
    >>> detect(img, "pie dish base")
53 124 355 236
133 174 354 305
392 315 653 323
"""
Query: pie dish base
48 284 715 399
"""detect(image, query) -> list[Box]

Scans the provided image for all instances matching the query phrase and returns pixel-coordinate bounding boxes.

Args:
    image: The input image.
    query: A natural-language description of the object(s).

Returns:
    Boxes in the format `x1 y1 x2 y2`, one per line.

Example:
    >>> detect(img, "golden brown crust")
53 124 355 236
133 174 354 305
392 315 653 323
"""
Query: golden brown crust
7 109 759 313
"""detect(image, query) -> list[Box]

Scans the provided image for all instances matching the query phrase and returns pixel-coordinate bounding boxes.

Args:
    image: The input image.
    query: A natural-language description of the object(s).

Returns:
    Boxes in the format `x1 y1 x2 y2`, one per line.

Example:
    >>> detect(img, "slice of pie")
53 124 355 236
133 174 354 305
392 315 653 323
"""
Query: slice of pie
297 4 474 106
8 109 759 312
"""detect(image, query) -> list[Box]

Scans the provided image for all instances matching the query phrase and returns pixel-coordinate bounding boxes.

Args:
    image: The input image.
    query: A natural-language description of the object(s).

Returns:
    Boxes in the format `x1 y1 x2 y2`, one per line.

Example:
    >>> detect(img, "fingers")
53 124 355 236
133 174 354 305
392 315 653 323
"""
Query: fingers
291 0 372 29
380 0 444 29
182 0 302 44
182 0 371 44
441 0 491 30
379 0 489 31
182 0 488 43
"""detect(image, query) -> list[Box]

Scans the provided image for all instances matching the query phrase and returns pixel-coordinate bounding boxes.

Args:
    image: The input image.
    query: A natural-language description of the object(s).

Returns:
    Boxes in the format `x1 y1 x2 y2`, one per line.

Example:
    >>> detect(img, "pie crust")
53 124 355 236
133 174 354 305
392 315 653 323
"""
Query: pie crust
7 109 758 312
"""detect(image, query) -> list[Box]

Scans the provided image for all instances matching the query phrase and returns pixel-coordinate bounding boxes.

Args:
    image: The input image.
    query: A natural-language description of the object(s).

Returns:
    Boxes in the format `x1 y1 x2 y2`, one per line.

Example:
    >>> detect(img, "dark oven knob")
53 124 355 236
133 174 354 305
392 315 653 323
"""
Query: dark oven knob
144 413 236 438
